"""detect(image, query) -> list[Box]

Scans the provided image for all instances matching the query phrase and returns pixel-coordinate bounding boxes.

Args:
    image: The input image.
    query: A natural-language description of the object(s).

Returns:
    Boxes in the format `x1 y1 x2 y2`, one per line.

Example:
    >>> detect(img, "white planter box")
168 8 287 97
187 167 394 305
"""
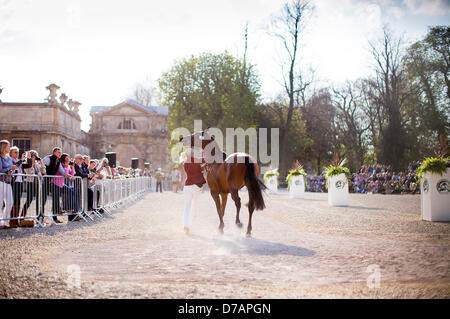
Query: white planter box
327 173 349 206
289 175 305 199
421 169 450 222
266 175 278 194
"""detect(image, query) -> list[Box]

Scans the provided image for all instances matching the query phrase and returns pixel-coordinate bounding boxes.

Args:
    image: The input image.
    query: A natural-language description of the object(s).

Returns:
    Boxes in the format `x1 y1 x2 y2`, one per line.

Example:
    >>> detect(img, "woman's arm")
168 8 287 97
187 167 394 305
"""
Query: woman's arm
70 167 77 180
0 157 9 173
0 156 15 173
39 159 47 175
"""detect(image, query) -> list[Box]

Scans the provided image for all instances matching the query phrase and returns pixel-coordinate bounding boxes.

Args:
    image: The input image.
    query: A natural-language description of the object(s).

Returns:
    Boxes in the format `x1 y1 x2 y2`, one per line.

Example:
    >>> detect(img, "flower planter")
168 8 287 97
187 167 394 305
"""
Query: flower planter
421 168 450 222
327 173 349 206
289 175 305 199
266 175 278 194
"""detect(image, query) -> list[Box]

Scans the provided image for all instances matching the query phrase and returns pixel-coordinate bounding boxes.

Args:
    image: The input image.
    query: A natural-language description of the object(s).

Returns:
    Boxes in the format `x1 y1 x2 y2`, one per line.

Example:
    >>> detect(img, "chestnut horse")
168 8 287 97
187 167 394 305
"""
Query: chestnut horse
181 129 266 237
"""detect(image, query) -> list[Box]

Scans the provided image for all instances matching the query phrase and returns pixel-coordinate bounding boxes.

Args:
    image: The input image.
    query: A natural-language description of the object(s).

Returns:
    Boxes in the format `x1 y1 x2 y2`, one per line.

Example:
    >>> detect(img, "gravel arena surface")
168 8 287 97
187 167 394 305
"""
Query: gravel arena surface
0 190 449 299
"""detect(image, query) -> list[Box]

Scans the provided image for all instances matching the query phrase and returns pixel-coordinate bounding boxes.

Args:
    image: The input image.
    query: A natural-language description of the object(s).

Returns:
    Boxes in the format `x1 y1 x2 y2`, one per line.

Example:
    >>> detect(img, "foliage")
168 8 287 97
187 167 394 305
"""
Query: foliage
259 100 311 169
324 153 351 188
301 89 337 173
324 165 351 181
415 156 450 182
286 168 306 189
325 26 450 171
332 80 371 172
263 168 279 186
401 26 450 162
415 134 450 182
158 52 261 134
365 27 410 171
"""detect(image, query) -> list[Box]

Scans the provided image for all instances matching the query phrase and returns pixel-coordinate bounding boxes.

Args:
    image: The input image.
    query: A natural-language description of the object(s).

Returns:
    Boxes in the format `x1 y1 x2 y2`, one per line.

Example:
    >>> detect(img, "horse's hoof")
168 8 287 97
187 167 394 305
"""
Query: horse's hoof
236 222 243 228
246 232 252 238
218 228 224 235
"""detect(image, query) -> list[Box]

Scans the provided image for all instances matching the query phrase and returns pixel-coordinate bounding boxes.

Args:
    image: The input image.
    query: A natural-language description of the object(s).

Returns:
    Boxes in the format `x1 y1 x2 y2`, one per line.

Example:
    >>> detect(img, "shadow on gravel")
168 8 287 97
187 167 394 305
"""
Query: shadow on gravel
210 237 316 257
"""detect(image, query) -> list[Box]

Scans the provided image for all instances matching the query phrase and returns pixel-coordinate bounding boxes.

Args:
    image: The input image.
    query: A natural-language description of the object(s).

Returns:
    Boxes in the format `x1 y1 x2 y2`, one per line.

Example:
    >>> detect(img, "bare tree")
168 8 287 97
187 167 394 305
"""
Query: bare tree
269 0 314 175
130 81 154 106
332 80 371 169
366 26 411 170
301 89 336 173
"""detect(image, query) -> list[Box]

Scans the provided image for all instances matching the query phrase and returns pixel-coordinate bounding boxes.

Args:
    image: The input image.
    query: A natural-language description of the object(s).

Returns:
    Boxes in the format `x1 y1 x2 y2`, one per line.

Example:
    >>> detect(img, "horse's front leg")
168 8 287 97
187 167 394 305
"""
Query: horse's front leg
220 192 228 220
210 191 224 234
218 193 228 234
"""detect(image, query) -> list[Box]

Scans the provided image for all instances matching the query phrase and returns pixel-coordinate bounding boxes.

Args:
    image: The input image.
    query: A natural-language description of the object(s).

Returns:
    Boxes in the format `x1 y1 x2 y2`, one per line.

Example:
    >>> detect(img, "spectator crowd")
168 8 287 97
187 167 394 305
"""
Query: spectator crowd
305 163 421 195
0 140 161 229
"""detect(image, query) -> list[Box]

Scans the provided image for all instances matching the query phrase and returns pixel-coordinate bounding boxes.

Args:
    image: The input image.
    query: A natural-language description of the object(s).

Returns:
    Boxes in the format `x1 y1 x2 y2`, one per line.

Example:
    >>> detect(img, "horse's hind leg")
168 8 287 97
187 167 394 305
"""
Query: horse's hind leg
230 190 242 228
246 202 255 238
211 191 224 234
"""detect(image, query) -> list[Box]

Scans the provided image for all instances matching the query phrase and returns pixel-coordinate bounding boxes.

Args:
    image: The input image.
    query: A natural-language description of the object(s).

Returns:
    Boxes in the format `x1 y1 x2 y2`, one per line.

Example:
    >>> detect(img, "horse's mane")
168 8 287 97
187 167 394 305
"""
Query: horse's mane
204 139 227 164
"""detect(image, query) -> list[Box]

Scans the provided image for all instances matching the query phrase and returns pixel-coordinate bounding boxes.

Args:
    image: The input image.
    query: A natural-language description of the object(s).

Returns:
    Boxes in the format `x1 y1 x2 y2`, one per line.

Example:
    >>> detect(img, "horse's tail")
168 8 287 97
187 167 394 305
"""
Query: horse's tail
244 157 266 211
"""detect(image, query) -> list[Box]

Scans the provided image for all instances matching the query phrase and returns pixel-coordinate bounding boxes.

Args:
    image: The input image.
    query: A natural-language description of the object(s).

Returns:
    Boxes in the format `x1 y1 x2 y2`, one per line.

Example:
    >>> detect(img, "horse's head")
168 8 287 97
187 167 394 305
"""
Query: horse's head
179 127 214 149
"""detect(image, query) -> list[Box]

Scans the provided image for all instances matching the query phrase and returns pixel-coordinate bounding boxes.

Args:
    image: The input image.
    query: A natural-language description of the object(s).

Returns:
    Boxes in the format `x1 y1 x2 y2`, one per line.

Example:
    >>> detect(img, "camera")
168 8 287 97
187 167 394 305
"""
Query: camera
69 161 74 165
35 156 41 161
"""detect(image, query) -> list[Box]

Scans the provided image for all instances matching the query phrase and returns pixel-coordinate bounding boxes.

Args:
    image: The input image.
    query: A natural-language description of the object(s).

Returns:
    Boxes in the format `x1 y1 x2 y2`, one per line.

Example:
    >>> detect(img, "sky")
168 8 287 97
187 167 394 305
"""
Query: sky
1 0 449 132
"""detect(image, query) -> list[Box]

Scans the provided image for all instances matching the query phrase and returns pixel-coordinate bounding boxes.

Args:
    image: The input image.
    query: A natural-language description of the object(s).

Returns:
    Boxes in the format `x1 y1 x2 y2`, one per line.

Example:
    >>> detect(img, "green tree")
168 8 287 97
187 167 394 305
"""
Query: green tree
402 26 450 160
425 26 450 100
260 98 311 174
158 52 261 135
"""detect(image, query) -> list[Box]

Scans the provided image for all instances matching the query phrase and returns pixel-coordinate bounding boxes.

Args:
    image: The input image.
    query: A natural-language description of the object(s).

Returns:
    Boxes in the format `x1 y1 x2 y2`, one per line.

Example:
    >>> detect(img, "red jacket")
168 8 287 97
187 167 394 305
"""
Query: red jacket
183 156 206 186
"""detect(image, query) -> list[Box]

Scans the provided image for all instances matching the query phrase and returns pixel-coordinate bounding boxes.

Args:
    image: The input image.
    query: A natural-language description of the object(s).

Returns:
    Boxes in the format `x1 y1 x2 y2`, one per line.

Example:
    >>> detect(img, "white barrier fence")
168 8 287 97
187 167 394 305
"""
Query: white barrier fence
0 173 151 228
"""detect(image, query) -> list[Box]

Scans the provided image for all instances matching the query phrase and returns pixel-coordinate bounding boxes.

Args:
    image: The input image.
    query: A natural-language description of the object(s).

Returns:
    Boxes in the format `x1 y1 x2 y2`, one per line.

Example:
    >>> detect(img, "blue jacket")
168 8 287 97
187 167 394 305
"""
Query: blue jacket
0 156 13 174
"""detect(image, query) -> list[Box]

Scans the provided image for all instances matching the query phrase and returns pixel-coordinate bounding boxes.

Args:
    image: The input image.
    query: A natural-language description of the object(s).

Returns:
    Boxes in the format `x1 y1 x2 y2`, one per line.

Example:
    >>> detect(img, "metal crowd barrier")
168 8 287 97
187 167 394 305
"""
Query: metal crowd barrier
86 176 151 218
97 177 151 213
0 173 43 227
0 173 152 228
41 175 86 224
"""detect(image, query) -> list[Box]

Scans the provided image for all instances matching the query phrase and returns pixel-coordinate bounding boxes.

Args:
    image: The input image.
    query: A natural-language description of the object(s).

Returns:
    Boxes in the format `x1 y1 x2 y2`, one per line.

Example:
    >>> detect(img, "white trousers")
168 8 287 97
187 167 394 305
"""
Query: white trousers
0 181 13 227
183 184 202 228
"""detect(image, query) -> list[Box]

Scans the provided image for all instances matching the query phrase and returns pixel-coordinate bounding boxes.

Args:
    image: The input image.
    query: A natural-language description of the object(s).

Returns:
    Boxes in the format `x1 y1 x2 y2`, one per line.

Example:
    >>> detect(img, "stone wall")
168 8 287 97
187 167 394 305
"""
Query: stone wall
89 101 169 170
0 102 89 157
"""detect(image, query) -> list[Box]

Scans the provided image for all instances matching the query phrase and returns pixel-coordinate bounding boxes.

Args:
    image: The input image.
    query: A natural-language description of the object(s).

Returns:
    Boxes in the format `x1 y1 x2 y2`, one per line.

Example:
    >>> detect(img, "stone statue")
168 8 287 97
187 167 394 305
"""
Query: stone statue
46 83 60 104
59 93 68 107
73 101 81 113
67 99 75 111
66 99 81 113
